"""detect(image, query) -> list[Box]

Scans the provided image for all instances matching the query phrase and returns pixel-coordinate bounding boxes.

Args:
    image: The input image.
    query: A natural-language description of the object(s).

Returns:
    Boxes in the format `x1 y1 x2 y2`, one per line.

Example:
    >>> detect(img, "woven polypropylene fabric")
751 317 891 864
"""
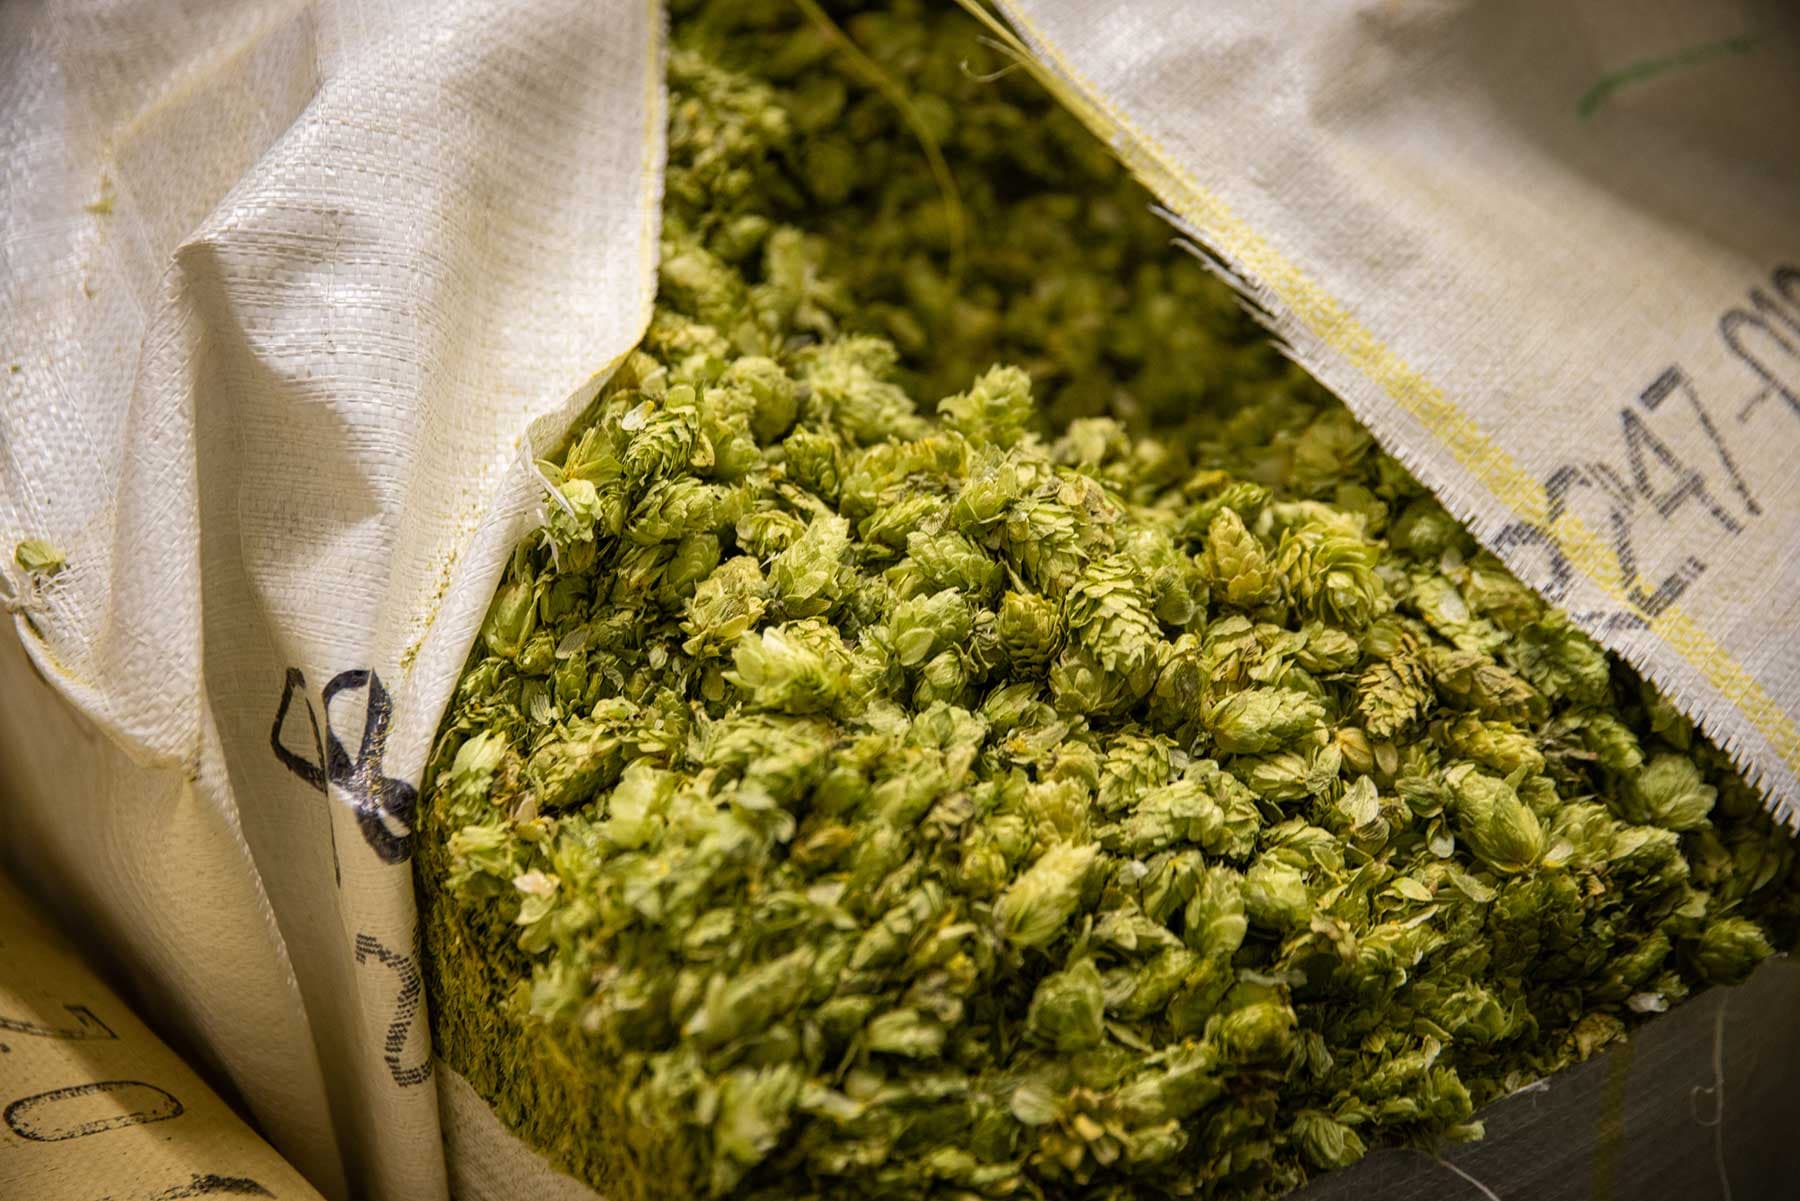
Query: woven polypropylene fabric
439 1066 610 1201
998 0 1800 821
0 1 662 1196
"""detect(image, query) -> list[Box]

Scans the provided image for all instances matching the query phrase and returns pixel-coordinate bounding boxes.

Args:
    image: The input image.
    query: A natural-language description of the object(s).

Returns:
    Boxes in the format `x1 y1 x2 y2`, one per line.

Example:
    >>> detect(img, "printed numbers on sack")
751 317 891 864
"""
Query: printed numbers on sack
271 667 418 867
1495 263 1797 626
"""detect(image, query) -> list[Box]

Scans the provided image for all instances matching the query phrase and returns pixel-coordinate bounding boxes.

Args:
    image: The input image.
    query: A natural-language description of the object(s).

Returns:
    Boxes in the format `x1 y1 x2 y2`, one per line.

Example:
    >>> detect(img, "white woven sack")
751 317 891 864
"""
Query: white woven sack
994 0 1800 819
0 0 660 1196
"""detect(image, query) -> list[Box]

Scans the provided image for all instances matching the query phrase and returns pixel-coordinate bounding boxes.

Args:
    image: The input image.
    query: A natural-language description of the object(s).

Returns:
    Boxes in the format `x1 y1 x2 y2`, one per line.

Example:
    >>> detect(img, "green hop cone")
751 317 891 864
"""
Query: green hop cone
481 574 537 660
1198 508 1278 608
1215 997 1297 1065
414 6 1800 1200
1242 853 1312 932
1025 958 1106 1051
996 843 1098 950
1620 754 1717 832
725 619 851 714
939 364 1036 449
996 590 1061 673
1292 1111 1368 1171
1206 687 1326 755
1445 764 1545 874
1184 866 1249 960
1692 916 1773 986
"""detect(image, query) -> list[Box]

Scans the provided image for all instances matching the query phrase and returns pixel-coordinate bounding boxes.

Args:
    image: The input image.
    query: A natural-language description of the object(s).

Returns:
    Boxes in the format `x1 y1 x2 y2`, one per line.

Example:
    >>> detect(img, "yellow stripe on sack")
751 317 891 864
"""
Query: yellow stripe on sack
967 0 1800 784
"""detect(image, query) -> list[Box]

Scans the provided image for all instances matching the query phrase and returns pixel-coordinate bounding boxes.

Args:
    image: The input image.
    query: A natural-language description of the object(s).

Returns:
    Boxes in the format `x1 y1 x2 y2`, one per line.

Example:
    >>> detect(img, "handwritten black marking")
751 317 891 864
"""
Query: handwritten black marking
271 667 417 866
0 1003 116 1041
5 1080 182 1142
1640 366 1761 518
94 1173 275 1201
271 668 340 883
1720 283 1800 414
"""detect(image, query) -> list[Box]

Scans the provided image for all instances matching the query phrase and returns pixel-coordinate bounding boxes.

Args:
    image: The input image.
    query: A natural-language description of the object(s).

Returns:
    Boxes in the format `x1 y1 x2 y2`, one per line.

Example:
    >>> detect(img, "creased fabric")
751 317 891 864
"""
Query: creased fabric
0 1 663 1196
999 0 1800 820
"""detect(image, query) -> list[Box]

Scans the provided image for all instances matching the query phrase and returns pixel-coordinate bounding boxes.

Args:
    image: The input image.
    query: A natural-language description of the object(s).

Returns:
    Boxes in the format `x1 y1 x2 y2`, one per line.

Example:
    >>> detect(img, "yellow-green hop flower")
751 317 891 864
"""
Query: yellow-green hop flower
1198 508 1279 608
1445 764 1545 874
1620 753 1717 831
1025 958 1106 1051
1692 916 1772 985
996 843 1098 950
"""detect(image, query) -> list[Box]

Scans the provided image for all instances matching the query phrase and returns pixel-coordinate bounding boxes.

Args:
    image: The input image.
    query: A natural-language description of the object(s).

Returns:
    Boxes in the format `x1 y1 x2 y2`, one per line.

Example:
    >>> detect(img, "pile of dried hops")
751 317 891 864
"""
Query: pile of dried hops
417 2 1798 1198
